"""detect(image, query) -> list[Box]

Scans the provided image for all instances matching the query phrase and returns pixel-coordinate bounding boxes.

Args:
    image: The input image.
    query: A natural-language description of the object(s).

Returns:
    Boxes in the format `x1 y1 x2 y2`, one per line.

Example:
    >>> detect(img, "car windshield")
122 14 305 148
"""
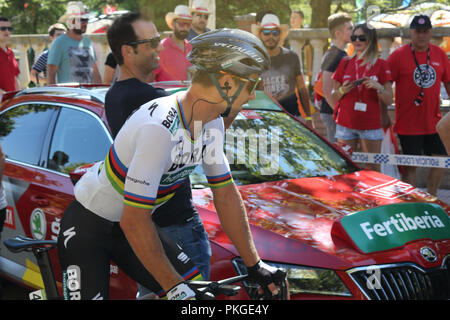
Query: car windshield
190 93 359 188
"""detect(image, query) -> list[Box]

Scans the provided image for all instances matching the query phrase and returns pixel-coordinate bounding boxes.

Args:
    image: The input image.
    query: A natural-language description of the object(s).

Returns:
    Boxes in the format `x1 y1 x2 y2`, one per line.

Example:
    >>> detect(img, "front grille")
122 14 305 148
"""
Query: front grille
348 260 450 300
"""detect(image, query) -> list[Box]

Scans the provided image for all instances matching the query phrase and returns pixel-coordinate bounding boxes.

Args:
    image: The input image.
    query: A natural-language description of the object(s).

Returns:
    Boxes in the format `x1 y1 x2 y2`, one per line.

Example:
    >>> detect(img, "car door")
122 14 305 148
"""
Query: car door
0 103 59 286
32 104 112 283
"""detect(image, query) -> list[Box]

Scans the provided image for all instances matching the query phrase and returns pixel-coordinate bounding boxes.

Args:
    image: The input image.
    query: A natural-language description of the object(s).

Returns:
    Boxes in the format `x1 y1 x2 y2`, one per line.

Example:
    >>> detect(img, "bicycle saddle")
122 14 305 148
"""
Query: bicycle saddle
3 236 57 253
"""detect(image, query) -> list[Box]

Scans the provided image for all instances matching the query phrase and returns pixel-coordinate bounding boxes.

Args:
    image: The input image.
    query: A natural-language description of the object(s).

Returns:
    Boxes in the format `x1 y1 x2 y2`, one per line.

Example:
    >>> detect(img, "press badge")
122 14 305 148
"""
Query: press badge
354 102 367 112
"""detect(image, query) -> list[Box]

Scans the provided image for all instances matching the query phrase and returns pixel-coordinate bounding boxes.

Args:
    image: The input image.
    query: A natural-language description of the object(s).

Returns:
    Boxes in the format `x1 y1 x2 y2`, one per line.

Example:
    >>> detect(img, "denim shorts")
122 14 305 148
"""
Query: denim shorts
335 124 383 141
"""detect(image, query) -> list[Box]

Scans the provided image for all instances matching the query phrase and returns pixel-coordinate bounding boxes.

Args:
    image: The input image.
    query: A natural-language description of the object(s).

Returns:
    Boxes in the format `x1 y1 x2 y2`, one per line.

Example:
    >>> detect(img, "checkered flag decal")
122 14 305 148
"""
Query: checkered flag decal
445 158 450 169
374 154 389 164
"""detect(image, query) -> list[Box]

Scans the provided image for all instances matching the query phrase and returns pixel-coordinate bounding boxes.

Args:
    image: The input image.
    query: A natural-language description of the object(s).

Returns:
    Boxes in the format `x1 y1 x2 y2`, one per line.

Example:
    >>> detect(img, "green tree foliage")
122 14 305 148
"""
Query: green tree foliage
1 0 449 34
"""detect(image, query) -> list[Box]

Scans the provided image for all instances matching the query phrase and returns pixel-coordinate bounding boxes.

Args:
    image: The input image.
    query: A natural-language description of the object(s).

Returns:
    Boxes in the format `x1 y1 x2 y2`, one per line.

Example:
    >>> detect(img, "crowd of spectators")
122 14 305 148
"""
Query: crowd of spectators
1 3 449 195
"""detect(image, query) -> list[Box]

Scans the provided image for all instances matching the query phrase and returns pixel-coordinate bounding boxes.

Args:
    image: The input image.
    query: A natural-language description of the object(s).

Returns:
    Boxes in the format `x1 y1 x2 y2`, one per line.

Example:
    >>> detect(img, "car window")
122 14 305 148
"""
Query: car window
190 110 359 187
0 104 58 166
47 107 112 174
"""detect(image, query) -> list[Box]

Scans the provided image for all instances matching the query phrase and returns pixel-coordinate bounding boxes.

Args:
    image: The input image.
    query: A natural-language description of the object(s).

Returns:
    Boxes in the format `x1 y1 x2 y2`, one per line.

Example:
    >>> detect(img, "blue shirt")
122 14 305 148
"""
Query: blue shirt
47 34 97 83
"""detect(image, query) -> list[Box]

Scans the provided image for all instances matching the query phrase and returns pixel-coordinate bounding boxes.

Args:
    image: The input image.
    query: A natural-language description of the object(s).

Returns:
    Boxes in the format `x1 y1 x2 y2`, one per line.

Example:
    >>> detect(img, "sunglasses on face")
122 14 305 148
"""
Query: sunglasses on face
262 29 280 37
126 36 161 49
194 14 209 20
175 21 192 28
351 34 367 42
0 26 13 32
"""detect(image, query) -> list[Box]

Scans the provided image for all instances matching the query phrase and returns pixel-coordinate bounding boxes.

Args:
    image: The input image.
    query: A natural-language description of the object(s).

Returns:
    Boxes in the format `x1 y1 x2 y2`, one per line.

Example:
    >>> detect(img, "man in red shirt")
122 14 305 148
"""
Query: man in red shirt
387 15 450 196
0 16 20 95
153 5 193 82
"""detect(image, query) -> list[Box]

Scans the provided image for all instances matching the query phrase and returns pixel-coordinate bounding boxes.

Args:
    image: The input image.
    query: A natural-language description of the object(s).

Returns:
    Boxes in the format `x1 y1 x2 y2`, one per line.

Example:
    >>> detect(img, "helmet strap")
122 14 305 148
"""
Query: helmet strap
208 73 245 118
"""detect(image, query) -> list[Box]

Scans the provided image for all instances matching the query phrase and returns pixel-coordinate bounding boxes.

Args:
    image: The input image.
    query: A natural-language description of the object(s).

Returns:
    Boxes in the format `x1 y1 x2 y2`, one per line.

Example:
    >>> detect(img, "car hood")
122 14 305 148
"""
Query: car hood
193 170 450 268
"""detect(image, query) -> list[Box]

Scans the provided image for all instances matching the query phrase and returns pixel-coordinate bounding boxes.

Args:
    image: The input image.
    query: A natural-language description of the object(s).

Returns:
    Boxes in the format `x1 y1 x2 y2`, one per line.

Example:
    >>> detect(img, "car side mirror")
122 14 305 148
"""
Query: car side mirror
68 163 95 186
333 141 353 158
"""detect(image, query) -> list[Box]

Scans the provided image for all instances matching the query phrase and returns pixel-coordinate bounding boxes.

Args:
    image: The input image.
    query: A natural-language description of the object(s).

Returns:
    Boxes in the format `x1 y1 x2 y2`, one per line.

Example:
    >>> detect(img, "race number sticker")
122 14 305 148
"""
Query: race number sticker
29 289 46 300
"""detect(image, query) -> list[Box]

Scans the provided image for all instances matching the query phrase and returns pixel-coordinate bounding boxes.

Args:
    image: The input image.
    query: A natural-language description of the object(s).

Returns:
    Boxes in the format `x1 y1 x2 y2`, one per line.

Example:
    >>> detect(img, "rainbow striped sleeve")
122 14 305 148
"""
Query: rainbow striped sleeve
124 191 155 210
105 146 127 195
206 172 234 189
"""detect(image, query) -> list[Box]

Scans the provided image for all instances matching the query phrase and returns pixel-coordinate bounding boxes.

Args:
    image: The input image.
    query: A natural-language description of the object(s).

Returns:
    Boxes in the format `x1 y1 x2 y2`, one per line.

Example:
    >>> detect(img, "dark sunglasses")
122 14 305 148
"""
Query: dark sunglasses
0 26 13 32
175 21 192 28
351 34 367 42
262 29 280 36
194 13 209 19
126 36 161 49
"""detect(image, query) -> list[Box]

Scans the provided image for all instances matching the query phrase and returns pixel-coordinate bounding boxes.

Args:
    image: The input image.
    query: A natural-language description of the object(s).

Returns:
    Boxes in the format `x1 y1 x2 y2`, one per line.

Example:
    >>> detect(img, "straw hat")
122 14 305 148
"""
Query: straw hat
251 14 290 45
59 1 90 23
190 0 211 15
165 5 193 30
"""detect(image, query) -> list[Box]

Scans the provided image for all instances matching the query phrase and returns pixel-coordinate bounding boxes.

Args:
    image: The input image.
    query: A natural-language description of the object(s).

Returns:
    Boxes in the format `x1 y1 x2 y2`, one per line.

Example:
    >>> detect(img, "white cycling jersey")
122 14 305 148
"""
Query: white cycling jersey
74 92 233 222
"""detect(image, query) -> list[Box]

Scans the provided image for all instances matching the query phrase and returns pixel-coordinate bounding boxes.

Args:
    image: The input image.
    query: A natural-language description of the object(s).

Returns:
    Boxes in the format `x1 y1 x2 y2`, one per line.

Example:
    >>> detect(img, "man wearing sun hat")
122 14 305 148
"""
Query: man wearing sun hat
47 1 101 84
387 14 450 196
187 0 211 41
153 5 193 81
252 13 311 124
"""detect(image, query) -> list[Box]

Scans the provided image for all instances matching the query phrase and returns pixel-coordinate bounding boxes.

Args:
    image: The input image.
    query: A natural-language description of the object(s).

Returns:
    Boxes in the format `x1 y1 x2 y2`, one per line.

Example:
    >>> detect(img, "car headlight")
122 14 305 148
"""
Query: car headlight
232 258 352 298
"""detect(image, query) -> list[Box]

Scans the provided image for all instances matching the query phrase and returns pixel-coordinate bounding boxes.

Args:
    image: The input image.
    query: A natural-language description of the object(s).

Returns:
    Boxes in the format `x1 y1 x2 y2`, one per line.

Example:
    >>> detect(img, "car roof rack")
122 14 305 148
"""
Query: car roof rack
15 86 105 103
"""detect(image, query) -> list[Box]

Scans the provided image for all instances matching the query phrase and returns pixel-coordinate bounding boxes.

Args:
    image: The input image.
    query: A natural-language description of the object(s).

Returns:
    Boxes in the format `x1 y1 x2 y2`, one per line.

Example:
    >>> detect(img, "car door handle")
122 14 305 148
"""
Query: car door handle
30 195 50 207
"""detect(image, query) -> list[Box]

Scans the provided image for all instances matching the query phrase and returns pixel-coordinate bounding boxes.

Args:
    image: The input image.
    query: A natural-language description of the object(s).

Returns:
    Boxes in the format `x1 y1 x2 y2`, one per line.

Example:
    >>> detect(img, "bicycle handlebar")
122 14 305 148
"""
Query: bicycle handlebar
189 274 248 299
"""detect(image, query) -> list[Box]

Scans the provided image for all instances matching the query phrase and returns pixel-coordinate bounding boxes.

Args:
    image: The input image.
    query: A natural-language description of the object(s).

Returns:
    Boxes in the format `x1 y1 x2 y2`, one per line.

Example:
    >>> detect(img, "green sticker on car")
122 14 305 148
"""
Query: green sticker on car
338 203 450 254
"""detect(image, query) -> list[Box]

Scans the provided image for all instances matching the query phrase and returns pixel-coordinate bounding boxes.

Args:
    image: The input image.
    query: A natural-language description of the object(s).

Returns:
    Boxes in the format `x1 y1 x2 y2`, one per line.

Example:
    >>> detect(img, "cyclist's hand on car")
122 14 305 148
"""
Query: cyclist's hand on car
167 282 199 300
247 260 289 300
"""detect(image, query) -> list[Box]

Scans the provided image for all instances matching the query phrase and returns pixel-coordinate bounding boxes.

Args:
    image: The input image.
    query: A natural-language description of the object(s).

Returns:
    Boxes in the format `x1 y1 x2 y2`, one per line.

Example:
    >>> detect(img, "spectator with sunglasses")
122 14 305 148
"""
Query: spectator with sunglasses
153 5 194 82
387 15 450 196
331 23 393 171
252 14 312 125
0 16 20 94
47 1 101 84
187 0 211 41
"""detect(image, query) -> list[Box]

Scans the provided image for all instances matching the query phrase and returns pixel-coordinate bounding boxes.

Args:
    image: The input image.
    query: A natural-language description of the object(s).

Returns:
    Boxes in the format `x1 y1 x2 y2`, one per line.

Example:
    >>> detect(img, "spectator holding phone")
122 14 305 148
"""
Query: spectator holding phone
331 23 393 170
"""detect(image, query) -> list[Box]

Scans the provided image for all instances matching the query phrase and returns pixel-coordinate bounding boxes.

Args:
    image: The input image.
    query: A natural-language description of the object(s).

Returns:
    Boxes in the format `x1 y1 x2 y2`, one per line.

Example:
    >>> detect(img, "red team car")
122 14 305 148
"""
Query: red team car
0 84 449 300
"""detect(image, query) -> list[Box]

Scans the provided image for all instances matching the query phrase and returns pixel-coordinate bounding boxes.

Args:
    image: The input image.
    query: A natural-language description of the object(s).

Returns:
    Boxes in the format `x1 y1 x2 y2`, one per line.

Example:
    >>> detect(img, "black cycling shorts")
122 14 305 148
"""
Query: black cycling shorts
57 200 202 300
398 133 448 156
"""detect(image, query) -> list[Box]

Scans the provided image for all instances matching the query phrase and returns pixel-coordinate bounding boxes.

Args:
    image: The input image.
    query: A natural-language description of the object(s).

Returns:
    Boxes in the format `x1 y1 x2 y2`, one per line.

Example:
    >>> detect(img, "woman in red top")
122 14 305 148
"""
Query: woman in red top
331 23 393 170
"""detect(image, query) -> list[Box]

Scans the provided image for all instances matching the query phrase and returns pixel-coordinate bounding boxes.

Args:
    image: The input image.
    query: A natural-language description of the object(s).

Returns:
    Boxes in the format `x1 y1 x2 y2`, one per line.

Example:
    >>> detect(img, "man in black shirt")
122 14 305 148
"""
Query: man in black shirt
317 13 353 142
105 12 211 297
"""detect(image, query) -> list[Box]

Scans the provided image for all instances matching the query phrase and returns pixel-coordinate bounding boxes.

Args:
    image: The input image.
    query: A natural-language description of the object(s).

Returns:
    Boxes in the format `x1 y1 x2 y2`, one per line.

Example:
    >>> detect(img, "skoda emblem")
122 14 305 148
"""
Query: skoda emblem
420 247 437 263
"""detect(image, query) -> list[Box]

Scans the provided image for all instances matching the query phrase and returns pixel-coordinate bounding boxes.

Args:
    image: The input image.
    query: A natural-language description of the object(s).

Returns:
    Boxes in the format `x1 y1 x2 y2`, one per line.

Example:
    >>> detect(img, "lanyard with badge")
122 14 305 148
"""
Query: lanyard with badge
354 58 370 112
410 43 430 107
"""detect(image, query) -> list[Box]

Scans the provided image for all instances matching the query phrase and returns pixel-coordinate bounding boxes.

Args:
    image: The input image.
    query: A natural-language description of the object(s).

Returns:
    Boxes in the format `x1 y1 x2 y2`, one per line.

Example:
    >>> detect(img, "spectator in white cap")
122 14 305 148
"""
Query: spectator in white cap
153 5 193 81
187 0 211 41
252 13 311 124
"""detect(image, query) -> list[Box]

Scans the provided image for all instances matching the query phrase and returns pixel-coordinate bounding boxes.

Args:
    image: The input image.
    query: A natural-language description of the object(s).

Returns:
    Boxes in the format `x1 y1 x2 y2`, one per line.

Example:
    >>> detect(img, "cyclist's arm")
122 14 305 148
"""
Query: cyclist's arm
120 206 184 291
211 182 259 267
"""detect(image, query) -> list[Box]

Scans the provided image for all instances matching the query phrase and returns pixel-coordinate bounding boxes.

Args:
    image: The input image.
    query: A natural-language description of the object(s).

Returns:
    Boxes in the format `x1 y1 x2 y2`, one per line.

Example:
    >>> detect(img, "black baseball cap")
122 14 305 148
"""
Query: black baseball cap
410 15 432 29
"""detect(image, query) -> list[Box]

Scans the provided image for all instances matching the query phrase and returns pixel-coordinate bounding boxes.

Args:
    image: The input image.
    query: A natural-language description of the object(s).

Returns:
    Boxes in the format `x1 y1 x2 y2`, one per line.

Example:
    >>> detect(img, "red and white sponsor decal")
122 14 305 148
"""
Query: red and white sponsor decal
360 180 415 200
240 110 262 120
5 206 15 229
